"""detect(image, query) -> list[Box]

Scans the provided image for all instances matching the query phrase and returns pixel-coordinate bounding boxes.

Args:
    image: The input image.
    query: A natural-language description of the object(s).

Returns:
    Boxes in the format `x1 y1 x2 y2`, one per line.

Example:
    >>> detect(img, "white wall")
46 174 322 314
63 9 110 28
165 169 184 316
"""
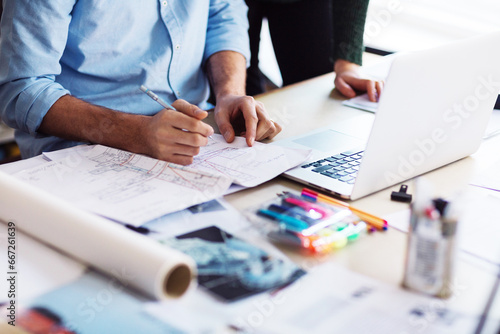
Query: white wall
365 0 500 52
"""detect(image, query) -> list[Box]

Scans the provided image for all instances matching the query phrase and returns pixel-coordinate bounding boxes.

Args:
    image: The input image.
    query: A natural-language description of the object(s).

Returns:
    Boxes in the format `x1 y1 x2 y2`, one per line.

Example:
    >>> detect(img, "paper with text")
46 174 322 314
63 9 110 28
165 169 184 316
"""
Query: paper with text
191 134 310 187
16 146 233 226
22 137 309 225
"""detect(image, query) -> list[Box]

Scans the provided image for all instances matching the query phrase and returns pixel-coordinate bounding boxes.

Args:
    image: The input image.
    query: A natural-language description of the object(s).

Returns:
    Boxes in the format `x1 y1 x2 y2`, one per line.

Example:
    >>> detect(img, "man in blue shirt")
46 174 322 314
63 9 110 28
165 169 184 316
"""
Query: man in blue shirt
0 0 281 165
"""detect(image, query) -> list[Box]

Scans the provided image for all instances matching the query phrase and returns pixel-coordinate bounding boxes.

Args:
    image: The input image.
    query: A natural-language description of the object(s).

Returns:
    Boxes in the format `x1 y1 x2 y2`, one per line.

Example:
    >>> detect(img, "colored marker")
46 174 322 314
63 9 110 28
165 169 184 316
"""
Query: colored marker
257 209 309 231
300 209 352 236
283 196 332 219
301 188 388 231
268 204 317 225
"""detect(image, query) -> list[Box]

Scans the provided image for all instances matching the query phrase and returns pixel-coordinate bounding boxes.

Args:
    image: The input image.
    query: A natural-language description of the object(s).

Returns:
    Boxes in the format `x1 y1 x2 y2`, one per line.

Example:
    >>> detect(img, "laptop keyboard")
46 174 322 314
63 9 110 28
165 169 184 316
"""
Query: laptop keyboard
300 149 364 184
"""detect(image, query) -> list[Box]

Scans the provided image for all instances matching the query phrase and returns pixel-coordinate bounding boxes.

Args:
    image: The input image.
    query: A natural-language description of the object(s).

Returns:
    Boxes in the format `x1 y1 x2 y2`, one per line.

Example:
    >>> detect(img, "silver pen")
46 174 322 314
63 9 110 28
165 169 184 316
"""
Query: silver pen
140 85 176 110
139 85 214 139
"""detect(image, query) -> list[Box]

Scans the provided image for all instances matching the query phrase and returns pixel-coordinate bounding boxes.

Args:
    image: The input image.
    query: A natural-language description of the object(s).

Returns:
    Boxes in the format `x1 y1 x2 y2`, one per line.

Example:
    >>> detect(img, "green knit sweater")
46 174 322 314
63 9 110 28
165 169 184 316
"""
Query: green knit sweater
252 0 369 65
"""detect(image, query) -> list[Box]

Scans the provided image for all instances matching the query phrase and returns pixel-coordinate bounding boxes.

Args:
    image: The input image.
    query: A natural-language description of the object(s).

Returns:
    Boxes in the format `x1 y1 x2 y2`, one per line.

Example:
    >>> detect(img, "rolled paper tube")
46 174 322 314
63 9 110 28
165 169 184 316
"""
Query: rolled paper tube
0 171 197 300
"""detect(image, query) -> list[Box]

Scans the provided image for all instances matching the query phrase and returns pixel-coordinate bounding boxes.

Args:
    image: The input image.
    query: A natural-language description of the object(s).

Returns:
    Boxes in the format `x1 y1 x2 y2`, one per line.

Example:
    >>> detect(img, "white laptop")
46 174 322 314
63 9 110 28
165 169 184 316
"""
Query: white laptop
274 31 500 200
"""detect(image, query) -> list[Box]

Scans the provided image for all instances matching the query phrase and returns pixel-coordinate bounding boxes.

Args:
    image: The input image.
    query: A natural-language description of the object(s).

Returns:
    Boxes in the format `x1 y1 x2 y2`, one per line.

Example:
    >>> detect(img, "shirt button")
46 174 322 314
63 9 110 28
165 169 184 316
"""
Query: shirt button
175 44 181 50
162 1 167 6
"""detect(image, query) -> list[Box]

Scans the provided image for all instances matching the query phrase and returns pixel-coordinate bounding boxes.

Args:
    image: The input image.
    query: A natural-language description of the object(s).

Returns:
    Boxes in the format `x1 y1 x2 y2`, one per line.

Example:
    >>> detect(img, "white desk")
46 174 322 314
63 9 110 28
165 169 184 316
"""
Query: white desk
223 72 500 330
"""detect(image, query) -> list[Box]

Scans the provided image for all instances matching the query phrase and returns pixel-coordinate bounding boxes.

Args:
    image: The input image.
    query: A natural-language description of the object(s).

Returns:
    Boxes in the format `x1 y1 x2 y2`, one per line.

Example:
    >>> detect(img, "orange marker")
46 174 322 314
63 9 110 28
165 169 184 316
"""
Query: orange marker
301 188 388 231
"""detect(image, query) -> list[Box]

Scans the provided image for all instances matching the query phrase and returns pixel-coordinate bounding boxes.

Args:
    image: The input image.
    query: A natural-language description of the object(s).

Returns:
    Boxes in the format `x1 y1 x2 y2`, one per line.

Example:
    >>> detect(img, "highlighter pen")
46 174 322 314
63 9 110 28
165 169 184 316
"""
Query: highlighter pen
140 85 176 110
302 188 388 231
283 197 332 219
268 204 317 225
257 209 309 232
307 231 347 252
300 209 352 236
342 221 367 241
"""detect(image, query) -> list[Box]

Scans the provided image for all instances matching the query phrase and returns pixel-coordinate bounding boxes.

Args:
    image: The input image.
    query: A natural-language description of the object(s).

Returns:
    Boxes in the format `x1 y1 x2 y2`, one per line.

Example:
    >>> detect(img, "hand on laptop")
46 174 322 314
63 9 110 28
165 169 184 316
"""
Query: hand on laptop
334 59 384 102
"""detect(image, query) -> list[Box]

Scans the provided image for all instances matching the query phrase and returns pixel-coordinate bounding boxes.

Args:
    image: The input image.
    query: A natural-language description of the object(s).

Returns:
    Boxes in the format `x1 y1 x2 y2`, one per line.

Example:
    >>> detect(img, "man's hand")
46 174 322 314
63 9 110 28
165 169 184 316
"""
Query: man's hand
334 59 384 102
144 99 214 165
39 95 213 166
214 93 281 147
206 51 282 147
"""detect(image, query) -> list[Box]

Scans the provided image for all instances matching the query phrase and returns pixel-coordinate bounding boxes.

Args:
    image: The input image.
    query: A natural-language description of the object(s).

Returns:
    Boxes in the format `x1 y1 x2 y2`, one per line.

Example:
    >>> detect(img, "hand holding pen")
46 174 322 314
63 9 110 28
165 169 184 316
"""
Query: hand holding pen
140 85 214 165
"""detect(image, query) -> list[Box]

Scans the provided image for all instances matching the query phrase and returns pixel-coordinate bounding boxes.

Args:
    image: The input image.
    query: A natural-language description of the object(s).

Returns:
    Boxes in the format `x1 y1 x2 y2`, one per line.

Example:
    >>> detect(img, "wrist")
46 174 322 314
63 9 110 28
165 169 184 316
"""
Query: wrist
215 90 243 103
115 112 151 155
334 59 360 74
82 106 151 156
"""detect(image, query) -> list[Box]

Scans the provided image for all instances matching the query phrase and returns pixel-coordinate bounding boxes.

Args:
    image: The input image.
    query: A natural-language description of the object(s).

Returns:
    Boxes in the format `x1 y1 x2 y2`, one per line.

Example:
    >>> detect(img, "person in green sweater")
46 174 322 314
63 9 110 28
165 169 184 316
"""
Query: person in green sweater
245 0 382 102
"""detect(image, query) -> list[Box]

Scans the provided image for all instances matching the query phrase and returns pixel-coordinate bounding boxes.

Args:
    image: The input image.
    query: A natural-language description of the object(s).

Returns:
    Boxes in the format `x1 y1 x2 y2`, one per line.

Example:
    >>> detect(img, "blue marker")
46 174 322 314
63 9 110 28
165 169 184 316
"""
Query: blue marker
257 209 309 232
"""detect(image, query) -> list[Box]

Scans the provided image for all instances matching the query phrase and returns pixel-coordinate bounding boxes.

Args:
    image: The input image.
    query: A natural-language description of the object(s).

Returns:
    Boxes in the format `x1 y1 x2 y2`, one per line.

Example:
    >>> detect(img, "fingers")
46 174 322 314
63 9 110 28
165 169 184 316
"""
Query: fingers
376 80 384 98
161 107 214 137
254 101 281 141
366 80 378 102
166 127 210 148
214 110 236 143
215 96 282 146
241 97 258 146
255 118 275 141
156 143 201 166
214 95 259 145
256 119 282 141
157 109 213 142
172 99 208 120
334 76 357 99
336 74 384 102
335 64 385 102
366 80 384 102
146 107 214 165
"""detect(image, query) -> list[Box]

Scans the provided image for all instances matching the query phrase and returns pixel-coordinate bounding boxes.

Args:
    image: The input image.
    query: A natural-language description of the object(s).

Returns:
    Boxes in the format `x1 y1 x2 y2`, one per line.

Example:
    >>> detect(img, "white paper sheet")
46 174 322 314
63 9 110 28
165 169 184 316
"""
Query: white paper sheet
342 93 379 113
15 146 233 226
470 158 500 192
0 171 196 300
42 143 94 162
143 199 250 238
0 155 50 175
455 192 500 266
0 223 86 303
241 263 479 334
190 134 311 187
341 54 396 113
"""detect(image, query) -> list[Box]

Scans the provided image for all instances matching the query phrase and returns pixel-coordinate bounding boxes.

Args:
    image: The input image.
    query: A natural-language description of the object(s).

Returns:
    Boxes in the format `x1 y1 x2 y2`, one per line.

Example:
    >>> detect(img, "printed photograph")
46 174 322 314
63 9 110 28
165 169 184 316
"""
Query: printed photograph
160 226 306 302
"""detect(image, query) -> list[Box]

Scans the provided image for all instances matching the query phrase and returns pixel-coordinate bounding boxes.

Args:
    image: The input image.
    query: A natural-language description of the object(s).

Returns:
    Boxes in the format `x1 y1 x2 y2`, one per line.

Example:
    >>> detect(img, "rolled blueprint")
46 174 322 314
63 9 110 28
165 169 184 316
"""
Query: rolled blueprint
0 171 196 300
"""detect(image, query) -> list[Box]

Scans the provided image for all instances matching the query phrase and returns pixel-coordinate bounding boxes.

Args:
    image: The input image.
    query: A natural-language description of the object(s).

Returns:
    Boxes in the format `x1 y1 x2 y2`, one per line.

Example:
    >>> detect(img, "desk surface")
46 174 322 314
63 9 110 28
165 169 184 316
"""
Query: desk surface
222 71 500 328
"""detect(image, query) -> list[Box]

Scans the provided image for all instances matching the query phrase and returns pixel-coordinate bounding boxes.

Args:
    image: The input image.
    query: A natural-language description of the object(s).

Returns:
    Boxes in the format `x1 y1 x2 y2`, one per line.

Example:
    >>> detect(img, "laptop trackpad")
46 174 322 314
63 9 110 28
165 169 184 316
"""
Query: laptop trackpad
293 130 359 152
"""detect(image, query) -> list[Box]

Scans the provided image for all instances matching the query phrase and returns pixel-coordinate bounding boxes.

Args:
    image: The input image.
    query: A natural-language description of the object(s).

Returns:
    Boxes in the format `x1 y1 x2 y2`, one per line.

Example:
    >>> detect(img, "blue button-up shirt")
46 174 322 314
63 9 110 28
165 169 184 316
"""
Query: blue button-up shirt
0 0 249 158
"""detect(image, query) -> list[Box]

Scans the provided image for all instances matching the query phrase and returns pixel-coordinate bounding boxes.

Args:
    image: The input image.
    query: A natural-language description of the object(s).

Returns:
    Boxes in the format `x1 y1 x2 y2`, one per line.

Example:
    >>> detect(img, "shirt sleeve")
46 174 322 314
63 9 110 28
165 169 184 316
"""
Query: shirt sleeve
0 0 75 136
332 0 370 65
204 0 250 67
